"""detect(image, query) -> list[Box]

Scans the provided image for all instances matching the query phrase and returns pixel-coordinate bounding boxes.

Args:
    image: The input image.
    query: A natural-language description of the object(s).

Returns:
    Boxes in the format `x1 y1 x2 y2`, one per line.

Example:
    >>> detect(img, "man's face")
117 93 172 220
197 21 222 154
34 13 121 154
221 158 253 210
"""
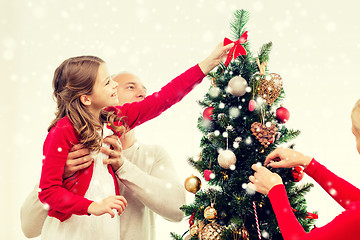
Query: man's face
113 73 147 105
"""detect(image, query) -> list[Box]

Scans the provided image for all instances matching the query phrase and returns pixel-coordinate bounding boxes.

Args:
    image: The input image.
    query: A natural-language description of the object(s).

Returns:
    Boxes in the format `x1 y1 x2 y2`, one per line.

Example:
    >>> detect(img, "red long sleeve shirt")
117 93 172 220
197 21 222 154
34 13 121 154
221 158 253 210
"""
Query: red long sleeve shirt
39 65 205 221
268 159 360 240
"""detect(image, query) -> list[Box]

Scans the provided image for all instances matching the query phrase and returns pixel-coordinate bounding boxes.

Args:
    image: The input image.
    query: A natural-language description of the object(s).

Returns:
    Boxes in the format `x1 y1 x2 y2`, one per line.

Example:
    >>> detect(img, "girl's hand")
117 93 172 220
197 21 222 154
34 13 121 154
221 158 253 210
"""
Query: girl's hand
101 135 124 171
264 147 313 169
199 42 235 75
87 195 127 218
248 164 283 195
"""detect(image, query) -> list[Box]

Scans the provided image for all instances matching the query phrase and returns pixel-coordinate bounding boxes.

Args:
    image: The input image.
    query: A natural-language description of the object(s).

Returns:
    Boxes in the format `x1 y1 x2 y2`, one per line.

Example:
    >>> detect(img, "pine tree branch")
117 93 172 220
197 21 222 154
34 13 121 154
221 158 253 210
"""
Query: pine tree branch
230 10 250 40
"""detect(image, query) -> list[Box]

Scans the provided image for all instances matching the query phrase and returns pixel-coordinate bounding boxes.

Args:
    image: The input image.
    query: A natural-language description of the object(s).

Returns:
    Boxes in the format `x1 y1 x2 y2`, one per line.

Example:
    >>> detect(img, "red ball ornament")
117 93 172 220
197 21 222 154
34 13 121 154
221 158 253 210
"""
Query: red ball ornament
203 107 214 120
249 99 256 112
276 106 290 123
204 169 214 181
292 166 304 182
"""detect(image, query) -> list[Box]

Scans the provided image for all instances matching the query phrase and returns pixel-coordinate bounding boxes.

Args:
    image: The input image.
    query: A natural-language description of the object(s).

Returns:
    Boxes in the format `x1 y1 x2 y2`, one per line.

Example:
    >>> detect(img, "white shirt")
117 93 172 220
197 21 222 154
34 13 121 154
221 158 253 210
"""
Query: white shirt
20 141 185 240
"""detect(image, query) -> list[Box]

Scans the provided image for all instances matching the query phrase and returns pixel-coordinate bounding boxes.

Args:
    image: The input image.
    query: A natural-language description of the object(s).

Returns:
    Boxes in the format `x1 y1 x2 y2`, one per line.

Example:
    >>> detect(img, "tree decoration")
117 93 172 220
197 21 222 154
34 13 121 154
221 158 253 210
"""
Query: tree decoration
223 31 248 67
204 204 217 221
292 166 305 182
227 76 248 97
204 169 214 181
200 222 223 240
248 99 256 111
276 106 290 123
190 224 198 237
240 225 249 240
217 149 236 169
203 107 214 120
184 175 201 194
255 58 283 106
250 122 278 148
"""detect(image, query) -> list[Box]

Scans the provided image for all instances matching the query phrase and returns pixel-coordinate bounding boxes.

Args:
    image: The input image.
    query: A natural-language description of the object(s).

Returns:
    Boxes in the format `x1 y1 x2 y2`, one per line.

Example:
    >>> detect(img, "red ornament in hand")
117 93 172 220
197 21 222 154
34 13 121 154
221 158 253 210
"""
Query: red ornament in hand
276 106 290 123
203 107 214 120
292 166 304 182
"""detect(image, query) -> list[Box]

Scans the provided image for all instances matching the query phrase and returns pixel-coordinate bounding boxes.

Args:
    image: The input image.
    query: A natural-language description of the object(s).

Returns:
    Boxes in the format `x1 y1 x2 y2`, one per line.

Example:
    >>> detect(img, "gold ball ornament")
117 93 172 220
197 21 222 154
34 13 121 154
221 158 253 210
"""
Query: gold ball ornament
200 222 223 240
204 205 217 221
217 149 237 169
184 175 201 194
190 224 199 236
227 76 248 97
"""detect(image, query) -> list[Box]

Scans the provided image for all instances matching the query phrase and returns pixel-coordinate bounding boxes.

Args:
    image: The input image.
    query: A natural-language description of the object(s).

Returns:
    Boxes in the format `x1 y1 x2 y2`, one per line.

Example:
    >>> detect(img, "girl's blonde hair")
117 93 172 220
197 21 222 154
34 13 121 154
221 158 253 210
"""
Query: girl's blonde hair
49 56 126 151
351 98 360 134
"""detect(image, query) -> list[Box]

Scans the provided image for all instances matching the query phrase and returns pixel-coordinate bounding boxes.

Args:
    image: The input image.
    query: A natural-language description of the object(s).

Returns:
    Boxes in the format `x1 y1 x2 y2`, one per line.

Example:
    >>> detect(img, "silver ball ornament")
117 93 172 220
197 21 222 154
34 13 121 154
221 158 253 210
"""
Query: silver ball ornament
217 149 237 169
227 76 248 97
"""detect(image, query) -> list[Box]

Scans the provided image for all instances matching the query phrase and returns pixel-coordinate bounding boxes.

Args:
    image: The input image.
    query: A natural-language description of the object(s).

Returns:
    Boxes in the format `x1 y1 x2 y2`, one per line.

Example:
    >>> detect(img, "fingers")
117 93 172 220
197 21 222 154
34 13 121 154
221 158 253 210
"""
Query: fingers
68 147 90 159
264 148 281 166
70 143 86 152
223 42 234 51
103 135 122 151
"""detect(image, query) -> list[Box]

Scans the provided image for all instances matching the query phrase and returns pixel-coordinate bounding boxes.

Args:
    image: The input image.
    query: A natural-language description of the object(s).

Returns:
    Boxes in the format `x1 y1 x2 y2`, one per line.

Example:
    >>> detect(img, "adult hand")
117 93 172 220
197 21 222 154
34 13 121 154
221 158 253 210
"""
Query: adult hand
248 164 283 195
63 144 93 179
264 147 313 169
88 195 127 218
101 135 124 172
199 42 235 75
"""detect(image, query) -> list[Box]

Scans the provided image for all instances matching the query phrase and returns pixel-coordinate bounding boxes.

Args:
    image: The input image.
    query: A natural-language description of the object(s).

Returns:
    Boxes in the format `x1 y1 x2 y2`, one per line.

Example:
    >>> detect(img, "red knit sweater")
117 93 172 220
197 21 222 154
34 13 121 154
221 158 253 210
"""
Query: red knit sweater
39 65 205 221
268 159 360 240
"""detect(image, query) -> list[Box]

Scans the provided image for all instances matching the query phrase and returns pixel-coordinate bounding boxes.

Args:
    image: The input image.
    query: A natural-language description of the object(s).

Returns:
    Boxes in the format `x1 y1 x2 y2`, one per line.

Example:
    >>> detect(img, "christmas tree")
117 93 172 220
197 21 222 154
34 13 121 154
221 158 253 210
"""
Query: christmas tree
171 10 317 240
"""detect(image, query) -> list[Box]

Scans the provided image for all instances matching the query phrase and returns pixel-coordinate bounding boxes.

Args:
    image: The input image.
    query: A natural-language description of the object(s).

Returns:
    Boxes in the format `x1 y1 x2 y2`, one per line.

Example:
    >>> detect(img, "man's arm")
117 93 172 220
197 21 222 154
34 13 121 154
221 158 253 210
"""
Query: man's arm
116 145 186 222
20 184 47 238
21 142 95 237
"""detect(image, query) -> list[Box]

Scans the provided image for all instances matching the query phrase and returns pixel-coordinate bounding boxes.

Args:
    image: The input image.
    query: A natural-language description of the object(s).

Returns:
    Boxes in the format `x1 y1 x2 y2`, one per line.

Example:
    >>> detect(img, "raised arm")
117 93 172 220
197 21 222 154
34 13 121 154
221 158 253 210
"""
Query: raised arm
115 145 185 222
106 43 234 131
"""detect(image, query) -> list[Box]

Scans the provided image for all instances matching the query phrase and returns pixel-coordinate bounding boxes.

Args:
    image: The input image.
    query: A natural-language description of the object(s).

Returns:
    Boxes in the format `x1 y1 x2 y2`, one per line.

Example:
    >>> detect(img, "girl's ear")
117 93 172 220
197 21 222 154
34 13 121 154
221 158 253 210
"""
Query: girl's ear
80 95 91 106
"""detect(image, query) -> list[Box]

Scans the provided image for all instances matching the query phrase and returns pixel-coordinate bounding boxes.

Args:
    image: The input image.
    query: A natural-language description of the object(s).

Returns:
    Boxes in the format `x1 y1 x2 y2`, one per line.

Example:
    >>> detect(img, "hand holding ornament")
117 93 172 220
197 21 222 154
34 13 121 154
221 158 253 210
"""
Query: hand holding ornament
248 164 283 195
264 148 312 169
198 42 234 75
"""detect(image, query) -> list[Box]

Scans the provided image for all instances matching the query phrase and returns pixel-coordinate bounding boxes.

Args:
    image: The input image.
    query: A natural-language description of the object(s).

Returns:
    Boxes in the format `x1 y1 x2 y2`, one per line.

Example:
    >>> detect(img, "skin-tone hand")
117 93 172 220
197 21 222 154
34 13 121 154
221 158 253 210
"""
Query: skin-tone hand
101 135 124 172
264 147 313 169
248 164 283 195
63 144 93 179
63 135 123 179
198 42 235 75
87 195 127 218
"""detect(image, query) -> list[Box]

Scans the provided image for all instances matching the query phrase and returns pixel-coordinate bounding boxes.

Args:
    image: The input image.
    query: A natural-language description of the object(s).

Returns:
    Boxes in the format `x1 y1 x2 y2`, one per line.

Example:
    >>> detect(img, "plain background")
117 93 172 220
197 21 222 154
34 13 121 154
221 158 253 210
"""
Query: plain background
1 0 360 239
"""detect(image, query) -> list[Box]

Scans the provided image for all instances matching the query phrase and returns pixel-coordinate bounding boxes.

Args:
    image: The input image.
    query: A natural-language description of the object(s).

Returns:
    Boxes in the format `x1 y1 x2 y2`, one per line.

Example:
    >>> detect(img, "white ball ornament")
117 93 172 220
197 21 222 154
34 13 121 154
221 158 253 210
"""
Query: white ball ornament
227 76 248 97
217 149 237 169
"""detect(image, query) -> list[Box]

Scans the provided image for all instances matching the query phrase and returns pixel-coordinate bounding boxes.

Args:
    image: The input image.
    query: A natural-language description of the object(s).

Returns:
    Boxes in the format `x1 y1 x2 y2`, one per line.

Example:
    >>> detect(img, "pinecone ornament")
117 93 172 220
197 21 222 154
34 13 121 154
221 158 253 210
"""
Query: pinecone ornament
251 122 278 148
199 222 223 240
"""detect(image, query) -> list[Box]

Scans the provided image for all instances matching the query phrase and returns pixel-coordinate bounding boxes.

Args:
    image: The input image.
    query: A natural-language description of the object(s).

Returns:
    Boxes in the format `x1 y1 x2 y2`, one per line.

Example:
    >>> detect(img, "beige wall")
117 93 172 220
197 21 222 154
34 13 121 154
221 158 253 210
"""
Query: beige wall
1 0 360 239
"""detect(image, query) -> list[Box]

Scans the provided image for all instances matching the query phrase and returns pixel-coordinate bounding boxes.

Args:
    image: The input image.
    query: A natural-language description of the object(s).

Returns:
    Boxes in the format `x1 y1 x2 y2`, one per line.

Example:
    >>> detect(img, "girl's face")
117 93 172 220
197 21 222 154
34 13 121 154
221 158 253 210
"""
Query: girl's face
87 63 119 113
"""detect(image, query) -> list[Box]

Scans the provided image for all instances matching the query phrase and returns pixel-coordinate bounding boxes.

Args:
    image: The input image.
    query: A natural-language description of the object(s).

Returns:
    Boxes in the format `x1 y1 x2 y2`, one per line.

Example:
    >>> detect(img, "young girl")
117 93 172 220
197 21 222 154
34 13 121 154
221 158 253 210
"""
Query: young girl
248 99 360 239
39 43 234 240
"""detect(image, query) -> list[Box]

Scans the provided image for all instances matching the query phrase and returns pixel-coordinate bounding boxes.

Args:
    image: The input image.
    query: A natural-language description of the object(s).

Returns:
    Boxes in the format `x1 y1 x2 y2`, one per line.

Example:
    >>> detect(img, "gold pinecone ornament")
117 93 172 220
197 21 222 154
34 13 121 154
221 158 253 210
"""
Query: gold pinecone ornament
199 222 223 240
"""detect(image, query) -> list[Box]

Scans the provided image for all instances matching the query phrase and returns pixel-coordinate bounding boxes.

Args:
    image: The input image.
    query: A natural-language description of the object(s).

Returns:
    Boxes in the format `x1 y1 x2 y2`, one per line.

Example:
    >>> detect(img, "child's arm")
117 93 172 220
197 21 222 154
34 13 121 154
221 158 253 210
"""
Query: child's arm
38 118 93 217
107 43 233 130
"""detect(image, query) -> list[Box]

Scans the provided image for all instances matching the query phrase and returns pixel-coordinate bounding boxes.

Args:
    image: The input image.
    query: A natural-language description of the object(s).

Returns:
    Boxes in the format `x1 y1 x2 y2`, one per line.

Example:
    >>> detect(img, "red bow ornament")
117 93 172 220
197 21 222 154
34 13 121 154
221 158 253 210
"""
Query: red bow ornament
223 31 248 66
